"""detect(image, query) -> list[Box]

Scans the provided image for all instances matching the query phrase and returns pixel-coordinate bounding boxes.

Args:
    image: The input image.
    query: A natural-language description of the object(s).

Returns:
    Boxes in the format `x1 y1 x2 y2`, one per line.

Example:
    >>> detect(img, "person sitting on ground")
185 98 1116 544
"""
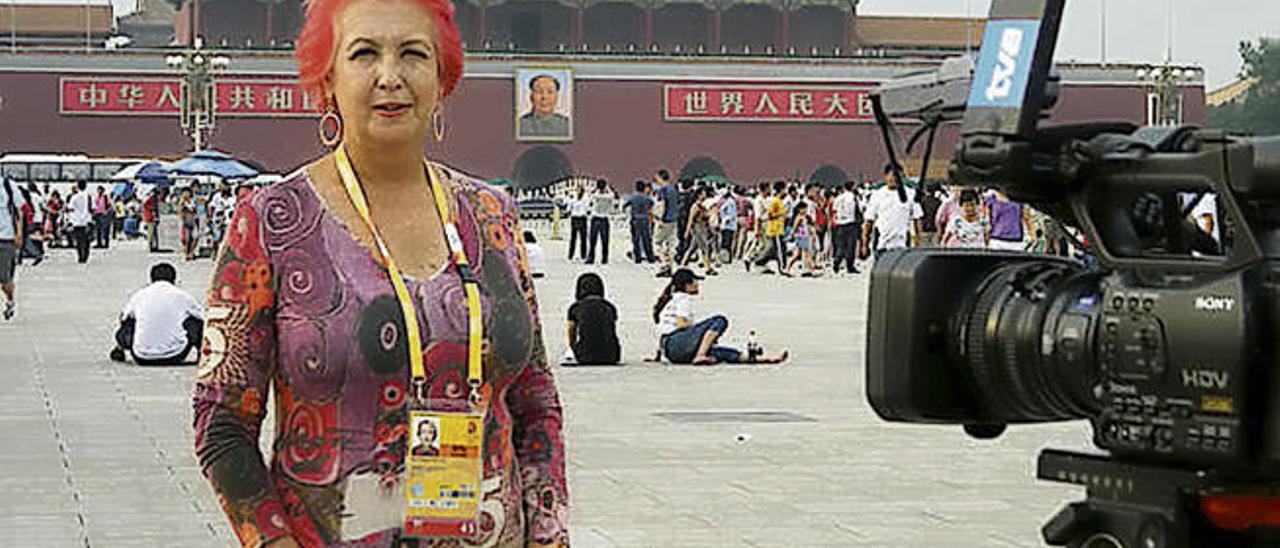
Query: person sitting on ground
109 262 204 366
523 230 546 278
565 272 621 365
652 268 787 365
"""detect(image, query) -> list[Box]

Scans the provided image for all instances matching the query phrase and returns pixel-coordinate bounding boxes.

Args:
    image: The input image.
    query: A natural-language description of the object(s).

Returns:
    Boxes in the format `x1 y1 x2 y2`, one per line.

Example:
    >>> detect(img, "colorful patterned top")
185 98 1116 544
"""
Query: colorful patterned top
192 166 568 547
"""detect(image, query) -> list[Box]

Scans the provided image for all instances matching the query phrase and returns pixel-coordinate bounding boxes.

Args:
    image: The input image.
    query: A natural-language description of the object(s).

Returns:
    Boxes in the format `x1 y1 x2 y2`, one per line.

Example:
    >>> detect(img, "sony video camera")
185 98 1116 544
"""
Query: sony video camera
865 1 1280 546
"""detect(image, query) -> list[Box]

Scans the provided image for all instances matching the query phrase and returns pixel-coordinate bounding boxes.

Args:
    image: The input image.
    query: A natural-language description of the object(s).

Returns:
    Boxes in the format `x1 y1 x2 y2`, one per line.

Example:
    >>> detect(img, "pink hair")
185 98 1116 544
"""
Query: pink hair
295 0 464 112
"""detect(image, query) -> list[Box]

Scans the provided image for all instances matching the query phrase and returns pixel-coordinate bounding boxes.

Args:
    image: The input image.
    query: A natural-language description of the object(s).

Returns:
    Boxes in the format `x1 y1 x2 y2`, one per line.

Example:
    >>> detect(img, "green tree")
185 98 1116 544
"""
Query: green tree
1209 38 1280 136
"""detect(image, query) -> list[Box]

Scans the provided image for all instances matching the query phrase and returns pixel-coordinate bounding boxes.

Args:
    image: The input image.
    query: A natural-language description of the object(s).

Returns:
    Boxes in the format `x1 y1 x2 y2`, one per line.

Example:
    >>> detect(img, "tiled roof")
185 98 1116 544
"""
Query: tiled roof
0 4 114 36
1207 78 1255 107
855 16 984 49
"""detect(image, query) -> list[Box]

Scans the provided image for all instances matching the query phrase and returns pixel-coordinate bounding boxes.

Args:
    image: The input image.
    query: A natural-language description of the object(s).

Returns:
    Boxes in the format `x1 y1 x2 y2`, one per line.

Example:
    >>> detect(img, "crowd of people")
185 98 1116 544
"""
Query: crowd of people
550 166 1106 368
0 178 245 322
549 164 1083 281
546 164 1111 367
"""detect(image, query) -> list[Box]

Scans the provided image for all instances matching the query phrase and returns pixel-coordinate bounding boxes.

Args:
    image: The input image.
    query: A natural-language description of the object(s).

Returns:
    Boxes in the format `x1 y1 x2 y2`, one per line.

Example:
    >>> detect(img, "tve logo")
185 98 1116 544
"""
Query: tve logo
967 19 1041 110
985 27 1026 102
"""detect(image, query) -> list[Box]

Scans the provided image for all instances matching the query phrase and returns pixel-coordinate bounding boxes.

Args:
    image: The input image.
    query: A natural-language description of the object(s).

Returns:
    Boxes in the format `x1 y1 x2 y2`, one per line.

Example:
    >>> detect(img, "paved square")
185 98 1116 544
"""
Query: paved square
0 232 1094 547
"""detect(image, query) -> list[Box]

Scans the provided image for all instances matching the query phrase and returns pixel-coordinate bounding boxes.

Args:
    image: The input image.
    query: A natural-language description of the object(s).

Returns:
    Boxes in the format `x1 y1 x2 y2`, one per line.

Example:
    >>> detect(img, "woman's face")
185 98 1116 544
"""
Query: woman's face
328 0 441 149
418 420 437 443
684 280 700 294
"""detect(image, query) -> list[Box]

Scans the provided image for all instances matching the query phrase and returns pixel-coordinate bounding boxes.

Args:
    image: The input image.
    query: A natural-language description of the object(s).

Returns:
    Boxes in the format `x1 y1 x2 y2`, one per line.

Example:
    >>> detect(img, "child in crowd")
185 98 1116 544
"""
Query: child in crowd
942 189 989 249
791 202 820 277
564 273 621 365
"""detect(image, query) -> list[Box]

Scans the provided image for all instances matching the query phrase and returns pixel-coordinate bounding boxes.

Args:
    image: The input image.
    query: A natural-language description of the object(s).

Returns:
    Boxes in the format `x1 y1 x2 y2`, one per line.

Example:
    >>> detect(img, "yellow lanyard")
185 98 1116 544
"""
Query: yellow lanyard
334 146 484 398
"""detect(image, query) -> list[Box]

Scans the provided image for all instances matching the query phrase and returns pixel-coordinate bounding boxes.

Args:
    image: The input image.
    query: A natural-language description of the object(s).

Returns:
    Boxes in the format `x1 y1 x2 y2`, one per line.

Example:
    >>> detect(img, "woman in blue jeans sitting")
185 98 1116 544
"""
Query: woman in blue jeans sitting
652 268 788 365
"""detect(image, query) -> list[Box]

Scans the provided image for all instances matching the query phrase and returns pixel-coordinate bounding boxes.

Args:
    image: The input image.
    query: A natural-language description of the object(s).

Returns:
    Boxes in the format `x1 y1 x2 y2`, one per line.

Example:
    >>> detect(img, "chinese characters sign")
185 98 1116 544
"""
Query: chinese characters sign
60 77 315 117
664 84 877 123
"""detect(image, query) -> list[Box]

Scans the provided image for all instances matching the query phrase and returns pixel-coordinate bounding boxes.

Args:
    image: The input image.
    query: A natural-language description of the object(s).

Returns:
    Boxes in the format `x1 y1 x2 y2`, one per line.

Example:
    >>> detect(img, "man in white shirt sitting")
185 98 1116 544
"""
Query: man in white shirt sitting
109 263 205 366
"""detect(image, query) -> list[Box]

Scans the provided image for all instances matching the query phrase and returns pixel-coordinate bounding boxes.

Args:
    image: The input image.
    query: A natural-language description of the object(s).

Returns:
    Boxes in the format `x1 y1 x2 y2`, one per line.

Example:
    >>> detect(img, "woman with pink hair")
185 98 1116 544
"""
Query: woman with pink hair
191 0 568 545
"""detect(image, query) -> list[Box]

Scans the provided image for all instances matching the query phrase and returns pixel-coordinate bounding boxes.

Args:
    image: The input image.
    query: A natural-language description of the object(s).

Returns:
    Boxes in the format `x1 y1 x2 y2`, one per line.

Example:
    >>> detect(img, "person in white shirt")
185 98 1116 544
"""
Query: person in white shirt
861 166 923 259
522 230 547 278
566 185 590 261
109 262 205 366
650 268 787 365
0 178 26 320
586 179 615 264
830 181 862 274
66 181 93 264
208 187 234 248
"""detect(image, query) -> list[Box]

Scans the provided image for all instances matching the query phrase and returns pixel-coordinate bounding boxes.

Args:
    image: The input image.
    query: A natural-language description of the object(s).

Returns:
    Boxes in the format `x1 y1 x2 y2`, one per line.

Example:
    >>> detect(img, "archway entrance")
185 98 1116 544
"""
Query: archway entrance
678 156 725 181
513 145 573 189
808 164 847 188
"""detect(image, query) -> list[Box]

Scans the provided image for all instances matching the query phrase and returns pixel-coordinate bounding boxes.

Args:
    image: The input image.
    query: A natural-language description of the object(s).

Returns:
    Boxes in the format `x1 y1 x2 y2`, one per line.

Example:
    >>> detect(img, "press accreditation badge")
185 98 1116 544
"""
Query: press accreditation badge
402 410 485 538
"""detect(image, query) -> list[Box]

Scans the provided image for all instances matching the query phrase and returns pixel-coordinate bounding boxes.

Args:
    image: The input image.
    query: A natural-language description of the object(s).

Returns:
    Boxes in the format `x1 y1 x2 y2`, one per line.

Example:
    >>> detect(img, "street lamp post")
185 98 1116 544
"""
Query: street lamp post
1136 62 1196 127
166 37 229 151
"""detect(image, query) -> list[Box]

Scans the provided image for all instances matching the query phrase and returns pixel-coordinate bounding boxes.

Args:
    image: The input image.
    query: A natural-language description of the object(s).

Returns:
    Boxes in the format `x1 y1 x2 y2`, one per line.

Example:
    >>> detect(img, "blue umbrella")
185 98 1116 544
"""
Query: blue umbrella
171 150 258 179
111 160 173 185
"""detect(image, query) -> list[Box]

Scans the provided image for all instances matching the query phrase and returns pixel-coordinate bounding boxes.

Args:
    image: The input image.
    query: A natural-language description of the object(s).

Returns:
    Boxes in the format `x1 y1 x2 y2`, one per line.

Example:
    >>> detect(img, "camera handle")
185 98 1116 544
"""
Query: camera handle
1035 449 1280 548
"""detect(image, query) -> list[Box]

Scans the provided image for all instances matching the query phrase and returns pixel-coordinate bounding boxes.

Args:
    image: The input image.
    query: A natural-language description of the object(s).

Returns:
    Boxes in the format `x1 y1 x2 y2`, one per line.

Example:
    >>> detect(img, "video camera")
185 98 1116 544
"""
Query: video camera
865 1 1280 547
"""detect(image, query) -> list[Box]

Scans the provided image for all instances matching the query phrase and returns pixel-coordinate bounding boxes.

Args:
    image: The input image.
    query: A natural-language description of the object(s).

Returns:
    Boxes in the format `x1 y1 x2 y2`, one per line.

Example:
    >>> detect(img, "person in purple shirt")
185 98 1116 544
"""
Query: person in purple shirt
984 189 1033 251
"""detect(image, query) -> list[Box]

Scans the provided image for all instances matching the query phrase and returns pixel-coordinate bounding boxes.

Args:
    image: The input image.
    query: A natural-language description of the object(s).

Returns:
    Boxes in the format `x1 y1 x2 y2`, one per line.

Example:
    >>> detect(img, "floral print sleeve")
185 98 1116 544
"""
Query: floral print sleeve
498 196 570 547
192 195 292 547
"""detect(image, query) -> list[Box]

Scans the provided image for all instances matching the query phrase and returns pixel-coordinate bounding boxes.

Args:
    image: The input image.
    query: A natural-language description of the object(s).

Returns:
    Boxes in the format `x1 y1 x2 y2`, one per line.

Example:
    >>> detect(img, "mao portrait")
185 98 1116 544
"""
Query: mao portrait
516 68 573 141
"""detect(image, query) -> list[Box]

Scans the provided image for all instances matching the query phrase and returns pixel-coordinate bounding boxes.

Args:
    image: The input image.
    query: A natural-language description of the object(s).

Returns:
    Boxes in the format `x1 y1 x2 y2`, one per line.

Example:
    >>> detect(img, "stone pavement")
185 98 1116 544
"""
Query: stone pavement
0 233 1095 547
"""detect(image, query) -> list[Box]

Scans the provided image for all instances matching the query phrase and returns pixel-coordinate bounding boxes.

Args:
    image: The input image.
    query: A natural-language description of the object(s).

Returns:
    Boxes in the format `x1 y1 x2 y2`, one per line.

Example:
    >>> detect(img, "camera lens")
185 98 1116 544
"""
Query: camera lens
959 261 1103 422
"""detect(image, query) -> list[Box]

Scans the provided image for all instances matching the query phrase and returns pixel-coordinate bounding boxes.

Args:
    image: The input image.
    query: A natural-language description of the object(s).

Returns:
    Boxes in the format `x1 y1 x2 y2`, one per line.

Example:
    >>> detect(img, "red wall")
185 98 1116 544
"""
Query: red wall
0 70 1205 186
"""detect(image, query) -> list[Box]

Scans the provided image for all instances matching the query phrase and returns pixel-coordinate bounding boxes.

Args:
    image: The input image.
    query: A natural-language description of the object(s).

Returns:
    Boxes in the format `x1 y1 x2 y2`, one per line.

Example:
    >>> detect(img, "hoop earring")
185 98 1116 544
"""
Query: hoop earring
319 109 342 148
431 109 446 142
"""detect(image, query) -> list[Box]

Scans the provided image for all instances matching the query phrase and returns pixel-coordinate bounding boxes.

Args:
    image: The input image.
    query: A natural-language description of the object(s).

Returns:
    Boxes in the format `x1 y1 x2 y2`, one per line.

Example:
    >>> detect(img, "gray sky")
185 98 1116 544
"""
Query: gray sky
860 0 1279 89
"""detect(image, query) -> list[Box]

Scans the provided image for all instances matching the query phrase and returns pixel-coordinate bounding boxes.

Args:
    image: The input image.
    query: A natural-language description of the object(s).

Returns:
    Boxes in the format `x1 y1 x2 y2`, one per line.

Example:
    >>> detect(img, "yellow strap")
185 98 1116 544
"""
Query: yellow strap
425 165 485 393
334 146 483 392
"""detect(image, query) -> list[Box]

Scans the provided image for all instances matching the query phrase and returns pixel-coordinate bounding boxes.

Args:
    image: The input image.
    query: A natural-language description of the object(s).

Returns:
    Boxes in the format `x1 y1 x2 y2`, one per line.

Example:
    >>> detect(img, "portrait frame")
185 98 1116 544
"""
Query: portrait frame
514 67 574 143
411 415 442 458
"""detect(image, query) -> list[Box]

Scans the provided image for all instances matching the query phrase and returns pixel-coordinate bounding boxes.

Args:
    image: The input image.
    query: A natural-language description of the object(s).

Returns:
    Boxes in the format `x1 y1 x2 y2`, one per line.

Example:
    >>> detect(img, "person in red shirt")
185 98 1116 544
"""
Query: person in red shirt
813 187 831 263
17 187 43 266
45 191 62 245
142 188 163 252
